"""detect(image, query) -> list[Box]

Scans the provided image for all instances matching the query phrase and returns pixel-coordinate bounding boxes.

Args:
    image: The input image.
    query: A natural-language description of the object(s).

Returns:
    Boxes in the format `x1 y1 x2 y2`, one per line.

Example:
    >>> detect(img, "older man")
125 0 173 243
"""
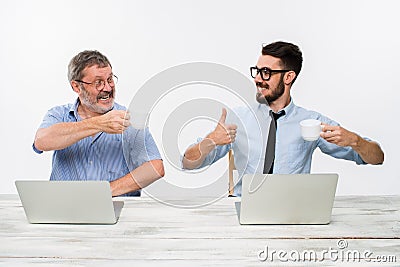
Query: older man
33 50 164 196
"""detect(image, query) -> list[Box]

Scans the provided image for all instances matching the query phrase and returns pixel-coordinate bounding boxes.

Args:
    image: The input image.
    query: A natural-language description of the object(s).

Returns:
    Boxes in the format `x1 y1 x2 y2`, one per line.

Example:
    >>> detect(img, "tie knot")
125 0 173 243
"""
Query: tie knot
270 110 285 121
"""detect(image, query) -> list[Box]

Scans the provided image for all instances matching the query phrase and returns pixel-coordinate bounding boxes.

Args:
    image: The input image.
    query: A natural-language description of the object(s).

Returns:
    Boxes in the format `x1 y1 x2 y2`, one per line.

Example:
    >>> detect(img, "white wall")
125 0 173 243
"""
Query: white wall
1 0 399 195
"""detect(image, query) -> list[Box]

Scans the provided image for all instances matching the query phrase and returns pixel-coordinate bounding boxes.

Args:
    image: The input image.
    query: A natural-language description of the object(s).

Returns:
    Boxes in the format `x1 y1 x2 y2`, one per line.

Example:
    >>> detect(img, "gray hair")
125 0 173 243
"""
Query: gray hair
68 50 112 82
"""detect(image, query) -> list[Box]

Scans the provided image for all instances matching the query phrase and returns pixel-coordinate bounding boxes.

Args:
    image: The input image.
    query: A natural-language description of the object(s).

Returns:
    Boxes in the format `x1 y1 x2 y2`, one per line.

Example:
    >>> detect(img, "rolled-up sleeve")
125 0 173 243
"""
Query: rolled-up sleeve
181 137 231 170
32 105 71 154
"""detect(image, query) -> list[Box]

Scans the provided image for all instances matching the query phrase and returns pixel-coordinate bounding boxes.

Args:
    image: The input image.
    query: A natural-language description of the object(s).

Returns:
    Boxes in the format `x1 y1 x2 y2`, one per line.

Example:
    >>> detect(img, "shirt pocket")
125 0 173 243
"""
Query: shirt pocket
286 141 312 173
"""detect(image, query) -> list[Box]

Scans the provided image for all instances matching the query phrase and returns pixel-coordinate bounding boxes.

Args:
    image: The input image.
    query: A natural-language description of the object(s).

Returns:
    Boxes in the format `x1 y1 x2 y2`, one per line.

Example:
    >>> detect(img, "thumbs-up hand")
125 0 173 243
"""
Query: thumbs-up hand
206 108 237 146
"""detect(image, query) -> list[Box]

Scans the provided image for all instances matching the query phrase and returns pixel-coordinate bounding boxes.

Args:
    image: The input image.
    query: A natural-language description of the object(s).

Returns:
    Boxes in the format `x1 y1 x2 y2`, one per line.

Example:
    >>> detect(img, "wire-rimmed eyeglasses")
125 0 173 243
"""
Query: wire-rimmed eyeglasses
75 74 118 90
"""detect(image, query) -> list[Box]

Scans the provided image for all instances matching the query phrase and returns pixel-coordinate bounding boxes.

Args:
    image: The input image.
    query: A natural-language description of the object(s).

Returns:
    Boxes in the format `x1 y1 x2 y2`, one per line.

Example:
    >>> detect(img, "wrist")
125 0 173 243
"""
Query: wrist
200 137 217 152
205 132 215 142
85 116 101 131
350 134 363 149
79 116 102 136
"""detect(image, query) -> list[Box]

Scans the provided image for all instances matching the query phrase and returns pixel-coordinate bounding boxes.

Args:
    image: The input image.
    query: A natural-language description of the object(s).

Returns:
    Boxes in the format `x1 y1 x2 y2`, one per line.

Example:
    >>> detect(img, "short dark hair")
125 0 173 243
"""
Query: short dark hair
68 50 111 82
262 41 303 84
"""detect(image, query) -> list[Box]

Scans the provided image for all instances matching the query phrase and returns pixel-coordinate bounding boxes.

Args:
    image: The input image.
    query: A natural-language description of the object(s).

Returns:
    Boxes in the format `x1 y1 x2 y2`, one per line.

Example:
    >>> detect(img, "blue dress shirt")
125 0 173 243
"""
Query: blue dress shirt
33 99 162 196
194 99 367 196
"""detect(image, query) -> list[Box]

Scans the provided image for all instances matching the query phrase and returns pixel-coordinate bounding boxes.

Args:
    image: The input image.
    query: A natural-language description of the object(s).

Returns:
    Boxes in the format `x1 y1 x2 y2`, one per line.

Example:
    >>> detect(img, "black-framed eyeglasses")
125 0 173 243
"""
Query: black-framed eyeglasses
75 74 118 91
250 66 289 81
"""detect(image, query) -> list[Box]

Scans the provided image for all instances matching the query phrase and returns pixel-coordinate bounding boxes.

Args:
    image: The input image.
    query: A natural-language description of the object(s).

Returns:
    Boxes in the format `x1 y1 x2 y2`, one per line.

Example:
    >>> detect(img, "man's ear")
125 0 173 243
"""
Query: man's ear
70 81 81 94
284 71 296 85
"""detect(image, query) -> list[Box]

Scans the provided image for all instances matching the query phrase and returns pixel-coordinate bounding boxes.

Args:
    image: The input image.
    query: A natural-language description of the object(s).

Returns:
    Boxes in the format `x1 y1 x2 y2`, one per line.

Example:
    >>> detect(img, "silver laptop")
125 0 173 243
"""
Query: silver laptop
15 180 124 224
237 174 338 225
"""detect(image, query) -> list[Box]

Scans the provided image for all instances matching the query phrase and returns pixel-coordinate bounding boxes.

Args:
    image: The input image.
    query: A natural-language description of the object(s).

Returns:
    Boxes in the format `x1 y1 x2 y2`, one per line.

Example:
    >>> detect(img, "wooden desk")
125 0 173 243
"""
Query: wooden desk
0 195 399 266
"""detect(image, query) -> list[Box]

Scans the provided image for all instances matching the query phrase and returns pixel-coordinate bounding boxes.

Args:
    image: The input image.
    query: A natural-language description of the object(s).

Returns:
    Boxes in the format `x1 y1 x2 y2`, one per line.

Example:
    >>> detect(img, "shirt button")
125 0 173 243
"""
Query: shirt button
90 161 93 164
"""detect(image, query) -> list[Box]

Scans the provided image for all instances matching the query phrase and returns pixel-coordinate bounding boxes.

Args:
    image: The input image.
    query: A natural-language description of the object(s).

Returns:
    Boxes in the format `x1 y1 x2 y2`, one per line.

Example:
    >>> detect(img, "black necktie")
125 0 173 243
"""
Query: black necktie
263 110 286 174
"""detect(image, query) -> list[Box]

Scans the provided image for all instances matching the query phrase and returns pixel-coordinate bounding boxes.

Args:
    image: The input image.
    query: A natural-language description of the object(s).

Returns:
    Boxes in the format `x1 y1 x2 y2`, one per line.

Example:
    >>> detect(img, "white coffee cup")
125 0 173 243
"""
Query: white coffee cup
300 119 322 141
130 111 149 129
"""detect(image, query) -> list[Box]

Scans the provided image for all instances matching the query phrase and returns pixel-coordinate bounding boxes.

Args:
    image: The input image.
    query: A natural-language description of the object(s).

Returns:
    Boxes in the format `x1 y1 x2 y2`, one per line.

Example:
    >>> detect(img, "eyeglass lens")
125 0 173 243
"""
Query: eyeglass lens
251 67 271 81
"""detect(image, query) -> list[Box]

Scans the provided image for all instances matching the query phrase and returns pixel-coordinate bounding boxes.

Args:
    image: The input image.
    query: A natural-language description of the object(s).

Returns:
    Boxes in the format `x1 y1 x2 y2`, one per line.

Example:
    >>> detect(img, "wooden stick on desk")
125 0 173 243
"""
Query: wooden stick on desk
228 149 235 196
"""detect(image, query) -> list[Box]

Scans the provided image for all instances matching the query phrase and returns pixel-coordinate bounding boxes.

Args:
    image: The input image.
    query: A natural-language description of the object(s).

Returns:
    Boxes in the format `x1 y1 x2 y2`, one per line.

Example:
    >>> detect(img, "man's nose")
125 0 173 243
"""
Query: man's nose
102 81 113 91
254 72 263 83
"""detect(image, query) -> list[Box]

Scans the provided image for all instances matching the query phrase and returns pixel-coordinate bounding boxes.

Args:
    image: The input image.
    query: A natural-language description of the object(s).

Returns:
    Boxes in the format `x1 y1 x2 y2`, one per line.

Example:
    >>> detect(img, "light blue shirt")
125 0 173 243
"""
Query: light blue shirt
194 99 367 196
33 99 162 196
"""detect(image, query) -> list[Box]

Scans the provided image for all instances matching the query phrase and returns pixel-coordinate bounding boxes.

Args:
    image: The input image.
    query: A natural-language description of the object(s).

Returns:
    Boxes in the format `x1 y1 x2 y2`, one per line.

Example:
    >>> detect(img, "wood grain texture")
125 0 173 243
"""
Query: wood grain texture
0 194 399 266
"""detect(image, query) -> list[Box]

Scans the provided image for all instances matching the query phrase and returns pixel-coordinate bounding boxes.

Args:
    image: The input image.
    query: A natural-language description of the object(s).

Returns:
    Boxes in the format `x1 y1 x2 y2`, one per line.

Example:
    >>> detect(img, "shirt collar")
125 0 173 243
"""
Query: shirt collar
281 98 295 119
68 98 80 121
68 98 117 121
258 98 295 120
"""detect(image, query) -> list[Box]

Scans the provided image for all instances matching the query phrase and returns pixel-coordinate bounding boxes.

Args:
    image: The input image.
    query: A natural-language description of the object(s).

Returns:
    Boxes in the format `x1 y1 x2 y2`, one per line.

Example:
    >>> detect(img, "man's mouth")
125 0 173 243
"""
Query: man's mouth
97 92 113 101
256 82 268 91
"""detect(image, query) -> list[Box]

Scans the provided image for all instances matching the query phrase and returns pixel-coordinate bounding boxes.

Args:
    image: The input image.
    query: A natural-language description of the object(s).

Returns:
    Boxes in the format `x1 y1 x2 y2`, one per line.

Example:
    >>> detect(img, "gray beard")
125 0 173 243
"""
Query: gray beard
80 86 114 114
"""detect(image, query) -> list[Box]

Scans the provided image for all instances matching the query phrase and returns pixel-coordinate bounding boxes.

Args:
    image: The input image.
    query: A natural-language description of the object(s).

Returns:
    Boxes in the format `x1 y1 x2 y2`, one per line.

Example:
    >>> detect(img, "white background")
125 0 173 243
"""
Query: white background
0 0 399 195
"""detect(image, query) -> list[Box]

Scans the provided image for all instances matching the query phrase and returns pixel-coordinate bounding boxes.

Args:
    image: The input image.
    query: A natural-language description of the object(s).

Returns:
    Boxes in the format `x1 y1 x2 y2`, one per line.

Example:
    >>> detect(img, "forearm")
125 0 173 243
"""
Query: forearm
182 138 216 170
182 111 237 169
321 124 384 165
110 159 165 196
34 119 101 151
351 136 384 165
